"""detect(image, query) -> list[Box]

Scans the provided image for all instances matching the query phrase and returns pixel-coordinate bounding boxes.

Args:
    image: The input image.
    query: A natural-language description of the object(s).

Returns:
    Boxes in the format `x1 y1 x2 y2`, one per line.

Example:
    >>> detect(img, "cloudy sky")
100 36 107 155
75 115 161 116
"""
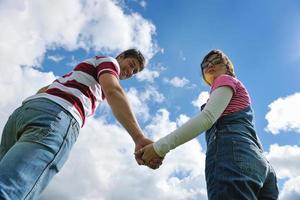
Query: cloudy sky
0 0 300 199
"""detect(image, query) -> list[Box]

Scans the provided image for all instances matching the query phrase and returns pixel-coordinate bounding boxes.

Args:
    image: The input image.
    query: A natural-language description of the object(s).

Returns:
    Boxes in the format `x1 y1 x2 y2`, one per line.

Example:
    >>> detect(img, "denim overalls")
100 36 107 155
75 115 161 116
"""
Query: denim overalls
0 98 80 200
205 106 279 200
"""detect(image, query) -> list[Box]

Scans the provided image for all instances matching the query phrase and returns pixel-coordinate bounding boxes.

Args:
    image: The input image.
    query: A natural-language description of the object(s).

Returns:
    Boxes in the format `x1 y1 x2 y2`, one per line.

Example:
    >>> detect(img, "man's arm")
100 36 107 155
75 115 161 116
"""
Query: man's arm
99 73 144 143
98 73 163 168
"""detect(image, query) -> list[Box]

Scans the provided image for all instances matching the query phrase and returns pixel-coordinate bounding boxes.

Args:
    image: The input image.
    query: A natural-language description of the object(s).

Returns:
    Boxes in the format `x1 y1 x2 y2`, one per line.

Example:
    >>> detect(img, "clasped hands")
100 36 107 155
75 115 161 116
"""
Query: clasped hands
134 137 164 169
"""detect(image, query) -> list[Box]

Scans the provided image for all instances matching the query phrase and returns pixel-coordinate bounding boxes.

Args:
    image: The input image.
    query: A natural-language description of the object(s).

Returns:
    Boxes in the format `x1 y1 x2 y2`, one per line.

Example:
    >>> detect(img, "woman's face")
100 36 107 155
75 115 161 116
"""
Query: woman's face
201 54 227 85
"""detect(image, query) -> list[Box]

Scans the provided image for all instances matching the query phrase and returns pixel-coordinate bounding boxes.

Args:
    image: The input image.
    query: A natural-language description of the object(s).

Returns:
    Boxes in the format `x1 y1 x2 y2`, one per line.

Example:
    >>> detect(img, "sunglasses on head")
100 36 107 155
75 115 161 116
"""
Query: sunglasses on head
201 56 224 69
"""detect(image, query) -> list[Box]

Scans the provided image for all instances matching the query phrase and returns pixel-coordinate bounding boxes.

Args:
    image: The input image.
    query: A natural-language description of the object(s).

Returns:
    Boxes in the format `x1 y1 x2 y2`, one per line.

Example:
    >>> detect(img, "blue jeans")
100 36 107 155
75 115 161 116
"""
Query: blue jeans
205 107 279 200
0 98 80 200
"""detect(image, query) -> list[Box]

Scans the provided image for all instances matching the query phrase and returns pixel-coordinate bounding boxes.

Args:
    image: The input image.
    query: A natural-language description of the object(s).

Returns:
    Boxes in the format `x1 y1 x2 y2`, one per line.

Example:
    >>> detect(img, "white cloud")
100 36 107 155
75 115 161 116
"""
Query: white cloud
0 0 159 57
126 87 151 121
164 77 190 88
192 91 209 110
176 114 190 126
139 85 165 103
143 109 206 179
48 55 64 62
265 93 300 134
139 0 147 8
136 68 160 82
0 0 159 130
145 109 177 139
0 0 158 69
66 56 80 68
264 144 300 199
265 144 300 179
279 176 300 200
125 86 165 122
79 0 159 59
40 109 207 200
0 67 56 130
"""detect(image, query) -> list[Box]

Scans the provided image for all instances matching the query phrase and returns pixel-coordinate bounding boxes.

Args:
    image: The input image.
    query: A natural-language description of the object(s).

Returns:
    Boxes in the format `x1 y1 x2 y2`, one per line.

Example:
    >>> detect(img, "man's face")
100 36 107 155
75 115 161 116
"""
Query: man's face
118 56 142 80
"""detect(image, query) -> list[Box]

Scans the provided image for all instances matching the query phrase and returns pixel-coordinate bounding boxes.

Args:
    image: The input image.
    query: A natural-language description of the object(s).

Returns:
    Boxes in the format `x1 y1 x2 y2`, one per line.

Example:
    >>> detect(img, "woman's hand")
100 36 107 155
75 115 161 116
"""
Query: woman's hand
138 144 164 169
134 138 163 169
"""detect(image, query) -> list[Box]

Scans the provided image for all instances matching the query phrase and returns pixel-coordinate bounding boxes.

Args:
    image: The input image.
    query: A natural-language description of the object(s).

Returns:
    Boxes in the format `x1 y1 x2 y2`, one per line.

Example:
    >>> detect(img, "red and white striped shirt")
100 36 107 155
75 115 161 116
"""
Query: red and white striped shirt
24 56 120 127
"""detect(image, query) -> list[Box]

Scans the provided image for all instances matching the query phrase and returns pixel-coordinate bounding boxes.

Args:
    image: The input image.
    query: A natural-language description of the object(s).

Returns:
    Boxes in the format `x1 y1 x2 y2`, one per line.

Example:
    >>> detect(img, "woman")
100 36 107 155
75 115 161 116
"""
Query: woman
138 49 279 199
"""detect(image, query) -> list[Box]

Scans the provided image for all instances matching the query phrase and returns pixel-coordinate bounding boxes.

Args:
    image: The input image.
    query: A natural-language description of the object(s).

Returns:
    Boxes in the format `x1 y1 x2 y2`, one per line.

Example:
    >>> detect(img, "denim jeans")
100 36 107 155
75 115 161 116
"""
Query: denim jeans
0 98 80 200
205 106 279 200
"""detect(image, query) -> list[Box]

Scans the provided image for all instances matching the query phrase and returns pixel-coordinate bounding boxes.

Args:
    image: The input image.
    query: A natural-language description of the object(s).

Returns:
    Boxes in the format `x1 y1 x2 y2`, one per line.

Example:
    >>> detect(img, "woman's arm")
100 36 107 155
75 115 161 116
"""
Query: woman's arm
152 86 233 157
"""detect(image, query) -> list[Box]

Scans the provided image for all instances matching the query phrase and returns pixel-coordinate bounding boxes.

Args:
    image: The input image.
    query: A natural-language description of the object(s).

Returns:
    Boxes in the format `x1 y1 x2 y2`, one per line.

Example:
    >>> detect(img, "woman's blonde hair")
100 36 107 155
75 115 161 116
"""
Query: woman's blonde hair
200 49 235 85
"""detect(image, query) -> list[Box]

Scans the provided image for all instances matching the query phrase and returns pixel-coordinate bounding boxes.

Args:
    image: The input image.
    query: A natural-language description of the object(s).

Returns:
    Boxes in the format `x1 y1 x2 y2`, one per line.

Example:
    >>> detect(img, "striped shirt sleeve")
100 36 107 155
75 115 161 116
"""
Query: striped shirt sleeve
211 74 251 116
211 74 237 94
94 57 120 80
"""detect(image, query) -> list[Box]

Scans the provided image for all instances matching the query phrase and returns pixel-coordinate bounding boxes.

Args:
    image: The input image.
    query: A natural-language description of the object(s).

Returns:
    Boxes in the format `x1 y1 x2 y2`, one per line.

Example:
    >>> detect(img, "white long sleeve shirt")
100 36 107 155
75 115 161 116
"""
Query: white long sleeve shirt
153 86 233 157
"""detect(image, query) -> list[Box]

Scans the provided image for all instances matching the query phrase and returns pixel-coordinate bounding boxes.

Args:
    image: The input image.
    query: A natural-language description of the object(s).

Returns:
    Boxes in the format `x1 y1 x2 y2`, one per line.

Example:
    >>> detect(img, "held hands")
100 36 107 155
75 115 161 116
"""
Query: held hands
135 141 164 170
141 144 164 167
134 137 152 165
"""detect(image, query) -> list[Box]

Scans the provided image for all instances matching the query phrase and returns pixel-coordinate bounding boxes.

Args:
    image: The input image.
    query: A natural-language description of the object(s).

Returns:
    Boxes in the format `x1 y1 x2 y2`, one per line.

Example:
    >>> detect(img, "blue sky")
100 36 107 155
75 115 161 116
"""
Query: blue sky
1 0 300 199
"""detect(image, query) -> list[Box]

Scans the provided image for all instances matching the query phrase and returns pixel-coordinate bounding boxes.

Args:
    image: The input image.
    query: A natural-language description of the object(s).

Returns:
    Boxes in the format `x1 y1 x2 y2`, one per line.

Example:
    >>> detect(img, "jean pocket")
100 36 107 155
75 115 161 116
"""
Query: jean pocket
18 127 52 143
52 151 69 172
232 139 267 178
52 120 79 172
26 106 62 120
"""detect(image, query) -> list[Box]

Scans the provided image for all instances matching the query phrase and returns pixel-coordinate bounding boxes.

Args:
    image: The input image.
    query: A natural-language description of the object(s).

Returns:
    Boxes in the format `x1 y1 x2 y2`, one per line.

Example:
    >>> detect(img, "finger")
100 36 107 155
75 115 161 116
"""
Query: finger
148 162 159 170
134 149 145 165
135 155 145 165
149 160 162 168
151 158 163 166
136 159 145 165
134 148 144 155
141 153 150 163
135 155 144 165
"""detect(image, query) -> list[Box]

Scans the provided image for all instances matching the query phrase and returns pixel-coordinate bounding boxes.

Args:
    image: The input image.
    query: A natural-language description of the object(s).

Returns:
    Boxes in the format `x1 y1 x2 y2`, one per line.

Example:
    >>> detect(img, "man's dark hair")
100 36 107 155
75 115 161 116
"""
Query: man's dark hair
116 48 146 71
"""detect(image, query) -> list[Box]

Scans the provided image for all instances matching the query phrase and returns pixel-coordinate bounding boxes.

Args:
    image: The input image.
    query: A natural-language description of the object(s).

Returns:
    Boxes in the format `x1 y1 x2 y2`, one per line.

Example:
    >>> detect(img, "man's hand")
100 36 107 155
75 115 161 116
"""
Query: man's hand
134 137 163 169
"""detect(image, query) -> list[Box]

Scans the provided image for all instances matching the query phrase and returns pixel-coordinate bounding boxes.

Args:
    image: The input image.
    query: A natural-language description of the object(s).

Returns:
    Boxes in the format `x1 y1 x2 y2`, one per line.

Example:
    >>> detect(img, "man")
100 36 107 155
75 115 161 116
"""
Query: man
0 49 161 199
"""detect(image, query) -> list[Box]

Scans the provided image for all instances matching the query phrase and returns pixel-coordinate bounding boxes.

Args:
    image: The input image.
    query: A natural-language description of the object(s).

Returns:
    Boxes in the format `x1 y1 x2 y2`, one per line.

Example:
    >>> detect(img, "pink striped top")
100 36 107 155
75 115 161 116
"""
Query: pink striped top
24 56 120 127
211 74 251 116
